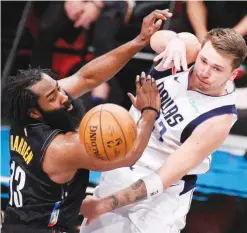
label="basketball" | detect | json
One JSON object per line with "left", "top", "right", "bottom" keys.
{"left": 79, "top": 104, "right": 137, "bottom": 161}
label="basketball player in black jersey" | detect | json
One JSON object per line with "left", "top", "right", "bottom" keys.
{"left": 1, "top": 10, "right": 171, "bottom": 233}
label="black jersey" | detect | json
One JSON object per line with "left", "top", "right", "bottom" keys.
{"left": 3, "top": 123, "right": 89, "bottom": 231}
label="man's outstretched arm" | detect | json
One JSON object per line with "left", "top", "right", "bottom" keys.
{"left": 81, "top": 114, "right": 233, "bottom": 225}
{"left": 58, "top": 9, "right": 172, "bottom": 99}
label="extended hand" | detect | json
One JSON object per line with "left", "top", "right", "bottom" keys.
{"left": 73, "top": 2, "right": 102, "bottom": 29}
{"left": 154, "top": 37, "right": 188, "bottom": 74}
{"left": 64, "top": 1, "right": 85, "bottom": 21}
{"left": 80, "top": 196, "right": 106, "bottom": 226}
{"left": 128, "top": 72, "right": 160, "bottom": 112}
{"left": 138, "top": 9, "right": 172, "bottom": 46}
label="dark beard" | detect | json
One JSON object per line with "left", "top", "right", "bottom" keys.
{"left": 37, "top": 94, "right": 85, "bottom": 132}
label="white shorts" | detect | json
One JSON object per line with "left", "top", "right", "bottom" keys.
{"left": 80, "top": 166, "right": 196, "bottom": 233}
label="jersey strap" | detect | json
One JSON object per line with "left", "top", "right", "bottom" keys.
{"left": 180, "top": 105, "right": 238, "bottom": 143}
{"left": 149, "top": 67, "right": 172, "bottom": 80}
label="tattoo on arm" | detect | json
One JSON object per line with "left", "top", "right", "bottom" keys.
{"left": 132, "top": 179, "right": 147, "bottom": 201}
{"left": 109, "top": 195, "right": 119, "bottom": 209}
{"left": 131, "top": 179, "right": 143, "bottom": 190}
{"left": 107, "top": 179, "right": 147, "bottom": 211}
{"left": 124, "top": 193, "right": 132, "bottom": 203}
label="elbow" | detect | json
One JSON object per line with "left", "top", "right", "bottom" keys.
{"left": 177, "top": 32, "right": 201, "bottom": 64}
{"left": 150, "top": 30, "right": 177, "bottom": 53}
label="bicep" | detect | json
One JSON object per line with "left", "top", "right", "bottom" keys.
{"left": 183, "top": 114, "right": 233, "bottom": 157}
{"left": 42, "top": 132, "right": 90, "bottom": 182}
{"left": 43, "top": 132, "right": 130, "bottom": 182}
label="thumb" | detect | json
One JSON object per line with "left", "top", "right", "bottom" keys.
{"left": 127, "top": 93, "right": 136, "bottom": 106}
{"left": 154, "top": 19, "right": 163, "bottom": 29}
{"left": 172, "top": 66, "right": 177, "bottom": 75}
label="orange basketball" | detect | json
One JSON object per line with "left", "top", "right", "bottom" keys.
{"left": 79, "top": 103, "right": 137, "bottom": 161}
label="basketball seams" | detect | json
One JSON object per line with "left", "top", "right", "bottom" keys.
{"left": 103, "top": 109, "right": 127, "bottom": 157}
{"left": 80, "top": 104, "right": 135, "bottom": 161}
{"left": 99, "top": 105, "right": 110, "bottom": 161}
{"left": 83, "top": 111, "right": 104, "bottom": 160}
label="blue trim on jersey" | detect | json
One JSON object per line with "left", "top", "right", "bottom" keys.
{"left": 149, "top": 68, "right": 172, "bottom": 80}
{"left": 180, "top": 175, "right": 197, "bottom": 195}
{"left": 180, "top": 105, "right": 238, "bottom": 143}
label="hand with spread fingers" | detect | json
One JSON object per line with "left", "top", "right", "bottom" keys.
{"left": 154, "top": 37, "right": 188, "bottom": 75}
{"left": 128, "top": 72, "right": 160, "bottom": 114}
{"left": 137, "top": 9, "right": 173, "bottom": 46}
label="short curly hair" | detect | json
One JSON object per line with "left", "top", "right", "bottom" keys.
{"left": 202, "top": 28, "right": 247, "bottom": 69}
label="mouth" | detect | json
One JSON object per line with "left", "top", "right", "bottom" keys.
{"left": 67, "top": 104, "right": 73, "bottom": 111}
{"left": 197, "top": 75, "right": 210, "bottom": 85}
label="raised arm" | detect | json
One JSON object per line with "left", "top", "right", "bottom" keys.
{"left": 233, "top": 14, "right": 247, "bottom": 37}
{"left": 186, "top": 0, "right": 208, "bottom": 43}
{"left": 151, "top": 30, "right": 201, "bottom": 73}
{"left": 58, "top": 9, "right": 172, "bottom": 99}
{"left": 42, "top": 73, "right": 160, "bottom": 184}
{"left": 81, "top": 114, "right": 234, "bottom": 225}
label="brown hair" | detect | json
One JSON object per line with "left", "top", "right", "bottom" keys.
{"left": 202, "top": 28, "right": 247, "bottom": 69}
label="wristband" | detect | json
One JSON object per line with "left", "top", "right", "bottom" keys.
{"left": 141, "top": 172, "right": 163, "bottom": 199}
{"left": 141, "top": 106, "right": 159, "bottom": 115}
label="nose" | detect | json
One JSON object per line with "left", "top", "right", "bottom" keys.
{"left": 60, "top": 92, "right": 69, "bottom": 105}
{"left": 201, "top": 66, "right": 211, "bottom": 78}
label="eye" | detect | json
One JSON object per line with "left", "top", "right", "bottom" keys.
{"left": 201, "top": 58, "right": 207, "bottom": 64}
{"left": 49, "top": 96, "right": 56, "bottom": 102}
{"left": 213, "top": 67, "right": 221, "bottom": 72}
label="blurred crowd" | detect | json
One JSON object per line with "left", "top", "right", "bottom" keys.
{"left": 2, "top": 1, "right": 247, "bottom": 138}
{"left": 2, "top": 1, "right": 246, "bottom": 113}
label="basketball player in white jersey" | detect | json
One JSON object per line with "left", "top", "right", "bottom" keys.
{"left": 80, "top": 28, "right": 247, "bottom": 233}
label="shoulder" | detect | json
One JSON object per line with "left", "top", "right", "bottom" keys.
{"left": 191, "top": 114, "right": 234, "bottom": 141}
{"left": 183, "top": 115, "right": 234, "bottom": 155}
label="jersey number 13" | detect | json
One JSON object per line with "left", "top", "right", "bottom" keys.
{"left": 9, "top": 161, "right": 26, "bottom": 207}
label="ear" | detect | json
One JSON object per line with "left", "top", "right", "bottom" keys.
{"left": 27, "top": 108, "right": 42, "bottom": 119}
{"left": 229, "top": 68, "right": 239, "bottom": 81}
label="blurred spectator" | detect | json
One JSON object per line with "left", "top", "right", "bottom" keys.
{"left": 168, "top": 1, "right": 247, "bottom": 43}
{"left": 31, "top": 1, "right": 131, "bottom": 110}
{"left": 185, "top": 1, "right": 247, "bottom": 43}
{"left": 1, "top": 1, "right": 30, "bottom": 75}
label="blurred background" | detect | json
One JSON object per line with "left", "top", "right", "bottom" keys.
{"left": 1, "top": 1, "right": 247, "bottom": 233}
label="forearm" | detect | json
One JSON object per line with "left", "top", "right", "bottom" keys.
{"left": 233, "top": 14, "right": 247, "bottom": 37}
{"left": 177, "top": 32, "right": 201, "bottom": 64}
{"left": 76, "top": 36, "right": 148, "bottom": 91}
{"left": 125, "top": 111, "right": 157, "bottom": 166}
{"left": 101, "top": 179, "right": 147, "bottom": 212}
{"left": 100, "top": 147, "right": 200, "bottom": 212}
{"left": 97, "top": 117, "right": 232, "bottom": 212}
{"left": 92, "top": 111, "right": 157, "bottom": 171}
{"left": 157, "top": 145, "right": 202, "bottom": 189}
{"left": 186, "top": 1, "right": 207, "bottom": 35}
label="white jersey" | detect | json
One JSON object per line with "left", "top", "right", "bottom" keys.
{"left": 80, "top": 69, "right": 238, "bottom": 233}
{"left": 130, "top": 68, "right": 237, "bottom": 175}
